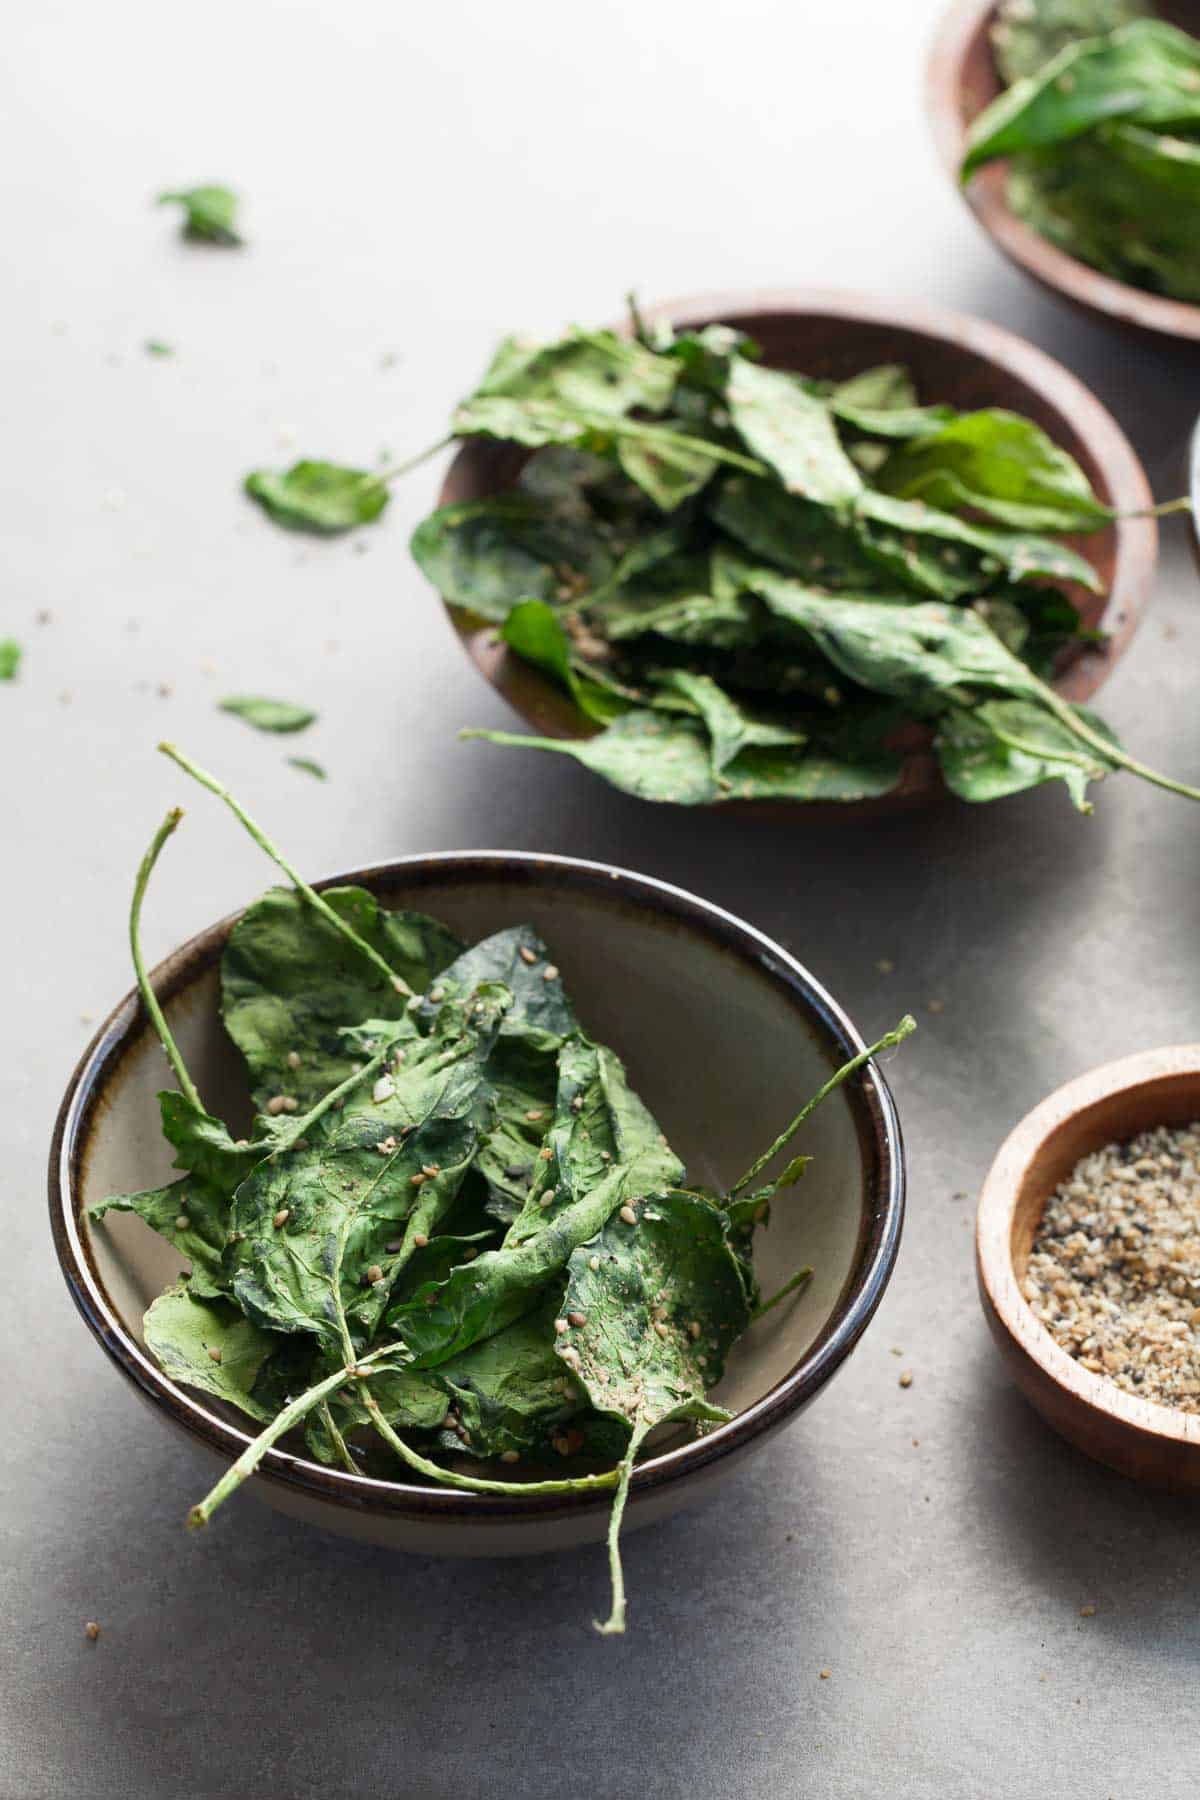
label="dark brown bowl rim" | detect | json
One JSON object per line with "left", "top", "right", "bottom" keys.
{"left": 50, "top": 851, "right": 905, "bottom": 1526}
{"left": 438, "top": 284, "right": 1158, "bottom": 801}
{"left": 927, "top": 0, "right": 1200, "bottom": 342}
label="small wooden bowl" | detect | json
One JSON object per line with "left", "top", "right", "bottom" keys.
{"left": 977, "top": 1046, "right": 1200, "bottom": 1490}
{"left": 928, "top": 0, "right": 1200, "bottom": 342}
{"left": 438, "top": 288, "right": 1157, "bottom": 809}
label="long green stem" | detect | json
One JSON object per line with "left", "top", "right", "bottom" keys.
{"left": 360, "top": 1390, "right": 619, "bottom": 1498}
{"left": 187, "top": 1360, "right": 356, "bottom": 1528}
{"left": 319, "top": 1401, "right": 358, "bottom": 1476}
{"left": 1037, "top": 684, "right": 1200, "bottom": 804}
{"left": 731, "top": 1016, "right": 916, "bottom": 1197}
{"left": 1126, "top": 495, "right": 1192, "bottom": 519}
{"left": 131, "top": 809, "right": 204, "bottom": 1113}
{"left": 752, "top": 1266, "right": 814, "bottom": 1322}
{"left": 157, "top": 743, "right": 413, "bottom": 994}
{"left": 593, "top": 1430, "right": 642, "bottom": 1636}
{"left": 377, "top": 436, "right": 453, "bottom": 486}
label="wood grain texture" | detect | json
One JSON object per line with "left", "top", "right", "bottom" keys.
{"left": 977, "top": 1046, "right": 1200, "bottom": 1490}
{"left": 928, "top": 0, "right": 1200, "bottom": 341}
{"left": 438, "top": 288, "right": 1158, "bottom": 813}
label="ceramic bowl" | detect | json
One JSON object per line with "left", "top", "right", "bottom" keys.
{"left": 51, "top": 852, "right": 906, "bottom": 1555}
{"left": 437, "top": 288, "right": 1157, "bottom": 809}
{"left": 928, "top": 0, "right": 1200, "bottom": 342}
{"left": 977, "top": 1045, "right": 1200, "bottom": 1490}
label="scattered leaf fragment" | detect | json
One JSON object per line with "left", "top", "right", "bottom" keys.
{"left": 157, "top": 185, "right": 242, "bottom": 246}
{"left": 245, "top": 461, "right": 389, "bottom": 534}
{"left": 218, "top": 695, "right": 317, "bottom": 734}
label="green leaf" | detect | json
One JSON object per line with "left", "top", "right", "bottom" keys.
{"left": 219, "top": 695, "right": 317, "bottom": 734}
{"left": 558, "top": 1188, "right": 746, "bottom": 1632}
{"left": 287, "top": 757, "right": 327, "bottom": 780}
{"left": 463, "top": 711, "right": 721, "bottom": 804}
{"left": 649, "top": 669, "right": 806, "bottom": 773}
{"left": 992, "top": 0, "right": 1148, "bottom": 85}
{"left": 144, "top": 1284, "right": 278, "bottom": 1418}
{"left": 936, "top": 697, "right": 1120, "bottom": 811}
{"left": 452, "top": 395, "right": 761, "bottom": 484}
{"left": 227, "top": 988, "right": 511, "bottom": 1355}
{"left": 388, "top": 1136, "right": 681, "bottom": 1368}
{"left": 708, "top": 475, "right": 886, "bottom": 591}
{"left": 875, "top": 409, "right": 1110, "bottom": 532}
{"left": 725, "top": 357, "right": 864, "bottom": 504}
{"left": 90, "top": 1174, "right": 231, "bottom": 1301}
{"left": 500, "top": 599, "right": 631, "bottom": 724}
{"left": 615, "top": 432, "right": 719, "bottom": 511}
{"left": 157, "top": 185, "right": 242, "bottom": 245}
{"left": 963, "top": 20, "right": 1200, "bottom": 177}
{"left": 471, "top": 329, "right": 678, "bottom": 417}
{"left": 854, "top": 491, "right": 1104, "bottom": 594}
{"left": 0, "top": 640, "right": 20, "bottom": 681}
{"left": 245, "top": 461, "right": 389, "bottom": 534}
{"left": 221, "top": 885, "right": 463, "bottom": 1111}
{"left": 157, "top": 1090, "right": 263, "bottom": 1199}
{"left": 144, "top": 339, "right": 174, "bottom": 357}
{"left": 410, "top": 494, "right": 617, "bottom": 623}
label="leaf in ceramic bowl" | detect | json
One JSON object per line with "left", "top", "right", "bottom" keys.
{"left": 991, "top": 0, "right": 1147, "bottom": 86}
{"left": 725, "top": 357, "right": 863, "bottom": 504}
{"left": 410, "top": 494, "right": 617, "bottom": 622}
{"left": 143, "top": 1284, "right": 278, "bottom": 1418}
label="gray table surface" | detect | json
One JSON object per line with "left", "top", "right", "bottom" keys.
{"left": 6, "top": 2, "right": 1200, "bottom": 1795}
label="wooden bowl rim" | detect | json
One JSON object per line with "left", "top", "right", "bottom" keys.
{"left": 927, "top": 0, "right": 1200, "bottom": 342}
{"left": 977, "top": 1044, "right": 1200, "bottom": 1450}
{"left": 50, "top": 849, "right": 906, "bottom": 1524}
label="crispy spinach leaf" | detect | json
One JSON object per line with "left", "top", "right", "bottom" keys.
{"left": 875, "top": 409, "right": 1110, "bottom": 532}
{"left": 0, "top": 640, "right": 20, "bottom": 680}
{"left": 287, "top": 757, "right": 327, "bottom": 780}
{"left": 854, "top": 491, "right": 1103, "bottom": 593}
{"left": 157, "top": 185, "right": 242, "bottom": 245}
{"left": 500, "top": 598, "right": 632, "bottom": 724}
{"left": 992, "top": 0, "right": 1147, "bottom": 85}
{"left": 219, "top": 696, "right": 317, "bottom": 734}
{"left": 144, "top": 1283, "right": 277, "bottom": 1418}
{"left": 936, "top": 697, "right": 1120, "bottom": 810}
{"left": 410, "top": 494, "right": 617, "bottom": 622}
{"left": 245, "top": 461, "right": 389, "bottom": 534}
{"left": 649, "top": 669, "right": 807, "bottom": 773}
{"left": 471, "top": 330, "right": 678, "bottom": 417}
{"left": 221, "top": 885, "right": 462, "bottom": 1110}
{"left": 725, "top": 357, "right": 863, "bottom": 504}
{"left": 90, "top": 1174, "right": 231, "bottom": 1301}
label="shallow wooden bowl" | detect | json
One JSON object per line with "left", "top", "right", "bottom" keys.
{"left": 438, "top": 289, "right": 1157, "bottom": 810}
{"left": 928, "top": 0, "right": 1200, "bottom": 341}
{"left": 977, "top": 1046, "right": 1200, "bottom": 1490}
{"left": 51, "top": 851, "right": 906, "bottom": 1556}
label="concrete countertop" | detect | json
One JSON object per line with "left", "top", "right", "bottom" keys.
{"left": 5, "top": 2, "right": 1200, "bottom": 1794}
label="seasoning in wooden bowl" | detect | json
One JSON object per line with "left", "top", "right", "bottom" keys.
{"left": 1025, "top": 1122, "right": 1200, "bottom": 1411}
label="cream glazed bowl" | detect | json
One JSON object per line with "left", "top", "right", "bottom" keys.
{"left": 51, "top": 852, "right": 906, "bottom": 1556}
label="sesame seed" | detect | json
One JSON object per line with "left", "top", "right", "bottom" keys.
{"left": 654, "top": 1321, "right": 669, "bottom": 1339}
{"left": 84, "top": 1622, "right": 101, "bottom": 1642}
{"left": 568, "top": 1311, "right": 586, "bottom": 1327}
{"left": 500, "top": 1449, "right": 520, "bottom": 1464}
{"left": 372, "top": 1075, "right": 395, "bottom": 1104}
{"left": 899, "top": 1370, "right": 913, "bottom": 1388}
{"left": 266, "top": 1095, "right": 298, "bottom": 1115}
{"left": 366, "top": 1264, "right": 383, "bottom": 1285}
{"left": 412, "top": 1232, "right": 429, "bottom": 1248}
{"left": 525, "top": 1109, "right": 544, "bottom": 1122}
{"left": 1080, "top": 1604, "right": 1096, "bottom": 1618}
{"left": 619, "top": 1205, "right": 638, "bottom": 1226}
{"left": 429, "top": 986, "right": 445, "bottom": 1003}
{"left": 411, "top": 1173, "right": 427, "bottom": 1187}
{"left": 560, "top": 1346, "right": 581, "bottom": 1368}
{"left": 175, "top": 1214, "right": 190, "bottom": 1231}
{"left": 555, "top": 1318, "right": 569, "bottom": 1334}
{"left": 206, "top": 1346, "right": 222, "bottom": 1364}
{"left": 819, "top": 1668, "right": 831, "bottom": 1681}
{"left": 273, "top": 1209, "right": 290, "bottom": 1229}
{"left": 539, "top": 1147, "right": 554, "bottom": 1162}
{"left": 286, "top": 1050, "right": 301, "bottom": 1069}
{"left": 543, "top": 965, "right": 559, "bottom": 982}
{"left": 391, "top": 976, "right": 409, "bottom": 995}
{"left": 589, "top": 1256, "right": 601, "bottom": 1272}
{"left": 688, "top": 1321, "right": 701, "bottom": 1339}
{"left": 518, "top": 945, "right": 537, "bottom": 965}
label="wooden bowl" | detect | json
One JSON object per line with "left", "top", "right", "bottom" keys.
{"left": 977, "top": 1046, "right": 1200, "bottom": 1490}
{"left": 438, "top": 289, "right": 1157, "bottom": 809}
{"left": 928, "top": 0, "right": 1200, "bottom": 342}
{"left": 52, "top": 851, "right": 905, "bottom": 1556}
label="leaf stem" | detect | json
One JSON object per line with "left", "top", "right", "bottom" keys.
{"left": 318, "top": 1400, "right": 359, "bottom": 1475}
{"left": 1036, "top": 686, "right": 1200, "bottom": 804}
{"left": 360, "top": 1390, "right": 619, "bottom": 1498}
{"left": 377, "top": 436, "right": 453, "bottom": 486}
{"left": 187, "top": 1359, "right": 357, "bottom": 1528}
{"left": 157, "top": 743, "right": 414, "bottom": 993}
{"left": 752, "top": 1265, "right": 814, "bottom": 1321}
{"left": 593, "top": 1429, "right": 642, "bottom": 1636}
{"left": 130, "top": 809, "right": 204, "bottom": 1113}
{"left": 625, "top": 291, "right": 652, "bottom": 348}
{"left": 730, "top": 1016, "right": 916, "bottom": 1197}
